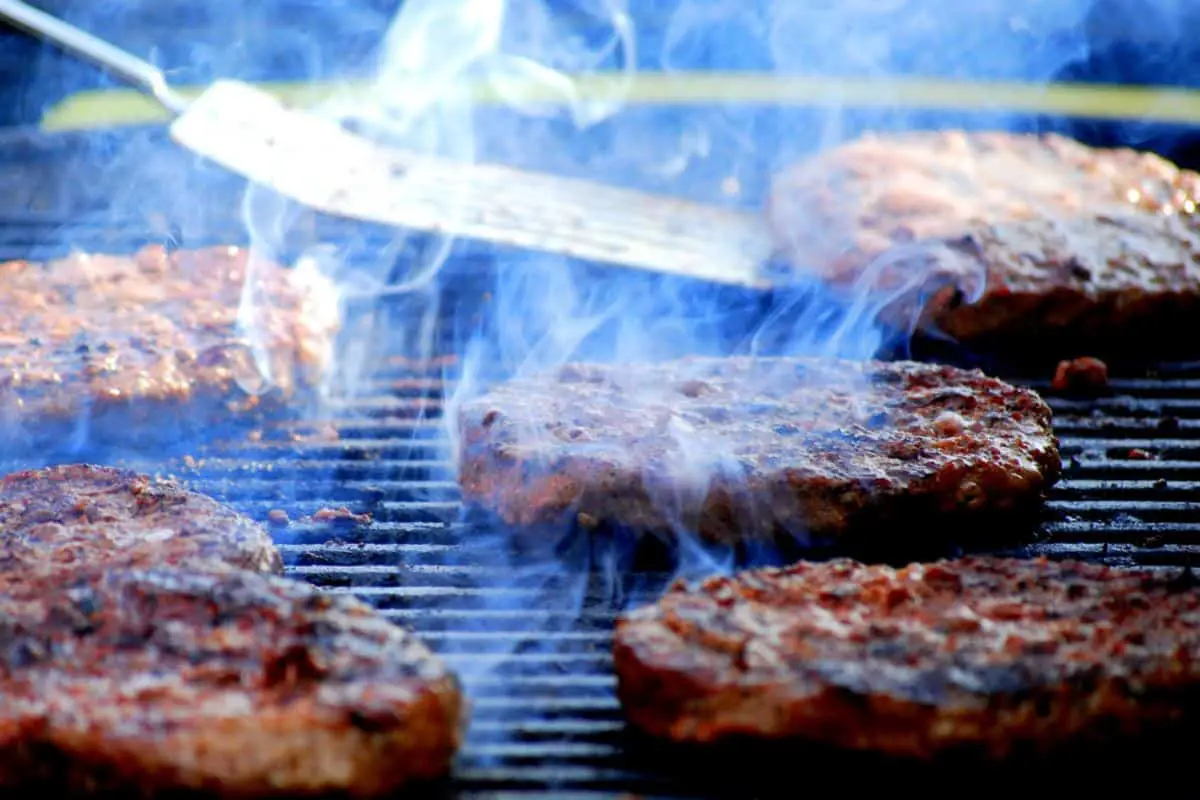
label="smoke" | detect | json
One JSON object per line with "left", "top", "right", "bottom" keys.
{"left": 234, "top": 0, "right": 1102, "bottom": 395}
{"left": 13, "top": 0, "right": 1162, "bottom": 757}
{"left": 8, "top": 0, "right": 1133, "bottom": 542}
{"left": 225, "top": 0, "right": 1120, "bottom": 625}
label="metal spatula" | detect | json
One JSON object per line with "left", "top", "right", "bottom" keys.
{"left": 0, "top": 0, "right": 774, "bottom": 290}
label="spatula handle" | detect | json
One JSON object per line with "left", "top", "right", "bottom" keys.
{"left": 0, "top": 0, "right": 189, "bottom": 115}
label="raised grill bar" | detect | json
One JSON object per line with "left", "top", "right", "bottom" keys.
{"left": 2, "top": 131, "right": 1200, "bottom": 794}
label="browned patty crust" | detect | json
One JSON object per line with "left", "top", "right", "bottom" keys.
{"left": 0, "top": 464, "right": 282, "bottom": 577}
{"left": 457, "top": 356, "right": 1060, "bottom": 545}
{"left": 613, "top": 556, "right": 1200, "bottom": 760}
{"left": 0, "top": 245, "right": 340, "bottom": 452}
{"left": 0, "top": 561, "right": 464, "bottom": 796}
{"left": 766, "top": 130, "right": 1200, "bottom": 348}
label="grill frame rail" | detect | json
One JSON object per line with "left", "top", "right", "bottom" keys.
{"left": 3, "top": 127, "right": 1200, "bottom": 797}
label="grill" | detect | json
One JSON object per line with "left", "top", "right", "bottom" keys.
{"left": 3, "top": 126, "right": 1200, "bottom": 797}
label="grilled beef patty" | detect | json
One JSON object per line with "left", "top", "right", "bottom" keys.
{"left": 614, "top": 557, "right": 1200, "bottom": 760}
{"left": 0, "top": 245, "right": 339, "bottom": 453}
{"left": 0, "top": 464, "right": 282, "bottom": 577}
{"left": 457, "top": 357, "right": 1059, "bottom": 546}
{"left": 766, "top": 130, "right": 1200, "bottom": 351}
{"left": 0, "top": 561, "right": 464, "bottom": 796}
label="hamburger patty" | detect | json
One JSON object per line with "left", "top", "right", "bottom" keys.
{"left": 613, "top": 557, "right": 1200, "bottom": 760}
{"left": 0, "top": 561, "right": 464, "bottom": 796}
{"left": 0, "top": 464, "right": 282, "bottom": 577}
{"left": 0, "top": 244, "right": 340, "bottom": 453}
{"left": 457, "top": 356, "right": 1059, "bottom": 545}
{"left": 766, "top": 130, "right": 1200, "bottom": 350}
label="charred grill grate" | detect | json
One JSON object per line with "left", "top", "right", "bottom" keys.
{"left": 4, "top": 129, "right": 1200, "bottom": 796}
{"left": 163, "top": 356, "right": 1200, "bottom": 797}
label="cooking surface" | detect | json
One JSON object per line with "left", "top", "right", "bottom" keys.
{"left": 3, "top": 128, "right": 1200, "bottom": 796}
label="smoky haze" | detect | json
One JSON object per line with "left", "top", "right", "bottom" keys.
{"left": 15, "top": 0, "right": 1179, "bottom": 748}
{"left": 222, "top": 0, "right": 1109, "bottom": 703}
{"left": 224, "top": 0, "right": 1107, "bottom": 404}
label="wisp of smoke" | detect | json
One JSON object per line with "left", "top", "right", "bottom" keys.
{"left": 16, "top": 0, "right": 1183, "bottom": 771}
{"left": 17, "top": 0, "right": 1133, "bottom": 561}
{"left": 23, "top": 0, "right": 1112, "bottom": 753}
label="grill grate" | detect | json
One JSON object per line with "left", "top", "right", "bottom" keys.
{"left": 178, "top": 354, "right": 1200, "bottom": 797}
{"left": 3, "top": 133, "right": 1200, "bottom": 795}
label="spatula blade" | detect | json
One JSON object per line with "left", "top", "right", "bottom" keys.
{"left": 170, "top": 80, "right": 774, "bottom": 289}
